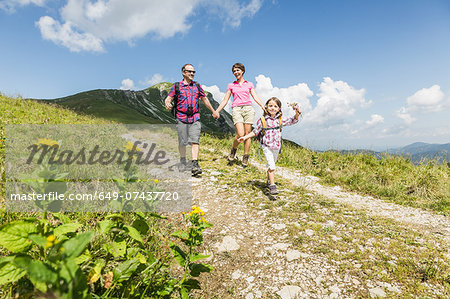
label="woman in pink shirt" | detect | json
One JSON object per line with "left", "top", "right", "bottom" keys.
{"left": 215, "top": 63, "right": 265, "bottom": 167}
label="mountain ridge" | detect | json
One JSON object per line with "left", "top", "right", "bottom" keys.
{"left": 36, "top": 82, "right": 235, "bottom": 133}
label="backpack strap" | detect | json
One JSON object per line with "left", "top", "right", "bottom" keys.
{"left": 171, "top": 82, "right": 180, "bottom": 117}
{"left": 258, "top": 116, "right": 267, "bottom": 161}
{"left": 193, "top": 81, "right": 201, "bottom": 113}
{"left": 279, "top": 116, "right": 283, "bottom": 154}
{"left": 258, "top": 116, "right": 283, "bottom": 160}
{"left": 171, "top": 81, "right": 202, "bottom": 117}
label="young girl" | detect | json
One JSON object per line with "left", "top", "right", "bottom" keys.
{"left": 238, "top": 97, "right": 302, "bottom": 195}
{"left": 215, "top": 63, "right": 265, "bottom": 167}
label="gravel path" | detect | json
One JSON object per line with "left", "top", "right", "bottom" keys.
{"left": 252, "top": 162, "right": 450, "bottom": 245}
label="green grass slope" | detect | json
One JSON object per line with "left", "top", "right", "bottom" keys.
{"left": 36, "top": 83, "right": 235, "bottom": 132}
{"left": 39, "top": 89, "right": 162, "bottom": 124}
{"left": 201, "top": 136, "right": 450, "bottom": 215}
{"left": 1, "top": 94, "right": 113, "bottom": 204}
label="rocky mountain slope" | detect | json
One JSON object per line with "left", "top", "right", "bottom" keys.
{"left": 37, "top": 82, "right": 234, "bottom": 133}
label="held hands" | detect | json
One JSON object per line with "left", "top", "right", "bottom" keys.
{"left": 165, "top": 99, "right": 173, "bottom": 110}
{"left": 212, "top": 111, "right": 220, "bottom": 119}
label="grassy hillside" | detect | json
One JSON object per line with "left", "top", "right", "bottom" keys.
{"left": 201, "top": 137, "right": 450, "bottom": 215}
{"left": 1, "top": 94, "right": 113, "bottom": 203}
{"left": 39, "top": 89, "right": 164, "bottom": 124}
{"left": 36, "top": 83, "right": 235, "bottom": 132}
{"left": 0, "top": 94, "right": 448, "bottom": 297}
{"left": 0, "top": 95, "right": 213, "bottom": 298}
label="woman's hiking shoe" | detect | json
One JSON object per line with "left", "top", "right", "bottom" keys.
{"left": 268, "top": 184, "right": 279, "bottom": 195}
{"left": 242, "top": 154, "right": 249, "bottom": 167}
{"left": 191, "top": 160, "right": 202, "bottom": 176}
{"left": 228, "top": 148, "right": 237, "bottom": 162}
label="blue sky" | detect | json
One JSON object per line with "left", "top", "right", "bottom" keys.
{"left": 1, "top": 0, "right": 449, "bottom": 150}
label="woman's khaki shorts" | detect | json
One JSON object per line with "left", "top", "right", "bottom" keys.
{"left": 232, "top": 105, "right": 255, "bottom": 125}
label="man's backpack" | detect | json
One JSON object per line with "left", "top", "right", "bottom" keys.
{"left": 171, "top": 81, "right": 202, "bottom": 117}
{"left": 257, "top": 115, "right": 283, "bottom": 161}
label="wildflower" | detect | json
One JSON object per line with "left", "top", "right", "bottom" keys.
{"left": 123, "top": 141, "right": 141, "bottom": 152}
{"left": 45, "top": 234, "right": 59, "bottom": 248}
{"left": 189, "top": 206, "right": 205, "bottom": 216}
{"left": 34, "top": 138, "right": 59, "bottom": 148}
{"left": 103, "top": 272, "right": 114, "bottom": 289}
{"left": 154, "top": 179, "right": 159, "bottom": 183}
{"left": 88, "top": 272, "right": 100, "bottom": 284}
{"left": 201, "top": 217, "right": 206, "bottom": 223}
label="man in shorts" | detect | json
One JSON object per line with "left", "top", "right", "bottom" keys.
{"left": 164, "top": 63, "right": 219, "bottom": 175}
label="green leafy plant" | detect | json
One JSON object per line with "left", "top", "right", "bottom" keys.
{"left": 170, "top": 206, "right": 214, "bottom": 298}
{"left": 0, "top": 213, "right": 93, "bottom": 298}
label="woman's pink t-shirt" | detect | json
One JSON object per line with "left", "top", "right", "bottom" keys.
{"left": 227, "top": 80, "right": 254, "bottom": 108}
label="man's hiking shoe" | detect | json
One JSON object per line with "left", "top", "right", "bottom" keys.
{"left": 266, "top": 180, "right": 270, "bottom": 187}
{"left": 268, "top": 184, "right": 279, "bottom": 195}
{"left": 242, "top": 154, "right": 249, "bottom": 167}
{"left": 178, "top": 158, "right": 187, "bottom": 172}
{"left": 228, "top": 148, "right": 237, "bottom": 162}
{"left": 191, "top": 160, "right": 202, "bottom": 176}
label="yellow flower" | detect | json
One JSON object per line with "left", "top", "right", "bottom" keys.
{"left": 88, "top": 272, "right": 100, "bottom": 284}
{"left": 154, "top": 179, "right": 159, "bottom": 183}
{"left": 34, "top": 138, "right": 59, "bottom": 148}
{"left": 45, "top": 234, "right": 59, "bottom": 248}
{"left": 201, "top": 217, "right": 206, "bottom": 223}
{"left": 124, "top": 141, "right": 141, "bottom": 152}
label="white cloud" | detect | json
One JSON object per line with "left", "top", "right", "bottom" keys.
{"left": 33, "top": 0, "right": 263, "bottom": 52}
{"left": 306, "top": 77, "right": 371, "bottom": 127}
{"left": 406, "top": 85, "right": 445, "bottom": 113}
{"left": 141, "top": 74, "right": 164, "bottom": 87}
{"left": 366, "top": 114, "right": 384, "bottom": 126}
{"left": 0, "top": 0, "right": 47, "bottom": 12}
{"left": 120, "top": 78, "right": 135, "bottom": 90}
{"left": 36, "top": 16, "right": 104, "bottom": 52}
{"left": 254, "top": 75, "right": 313, "bottom": 116}
{"left": 203, "top": 85, "right": 226, "bottom": 103}
{"left": 204, "top": 0, "right": 263, "bottom": 28}
{"left": 395, "top": 107, "right": 416, "bottom": 125}
{"left": 396, "top": 85, "right": 447, "bottom": 124}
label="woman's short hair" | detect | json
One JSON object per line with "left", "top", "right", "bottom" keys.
{"left": 232, "top": 63, "right": 245, "bottom": 74}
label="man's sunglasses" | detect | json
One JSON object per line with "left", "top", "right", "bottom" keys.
{"left": 184, "top": 70, "right": 196, "bottom": 74}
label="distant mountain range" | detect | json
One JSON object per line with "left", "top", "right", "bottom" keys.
{"left": 34, "top": 86, "right": 448, "bottom": 163}
{"left": 36, "top": 82, "right": 234, "bottom": 133}
{"left": 335, "top": 142, "right": 450, "bottom": 163}
{"left": 386, "top": 142, "right": 450, "bottom": 162}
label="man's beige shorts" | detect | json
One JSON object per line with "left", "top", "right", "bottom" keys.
{"left": 232, "top": 105, "right": 255, "bottom": 125}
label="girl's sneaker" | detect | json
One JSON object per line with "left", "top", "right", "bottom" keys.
{"left": 228, "top": 148, "right": 237, "bottom": 162}
{"left": 268, "top": 184, "right": 279, "bottom": 195}
{"left": 242, "top": 154, "right": 249, "bottom": 167}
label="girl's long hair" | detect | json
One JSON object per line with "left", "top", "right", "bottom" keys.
{"left": 263, "top": 97, "right": 283, "bottom": 118}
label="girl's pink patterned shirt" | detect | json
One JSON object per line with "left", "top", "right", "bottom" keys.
{"left": 252, "top": 113, "right": 299, "bottom": 150}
